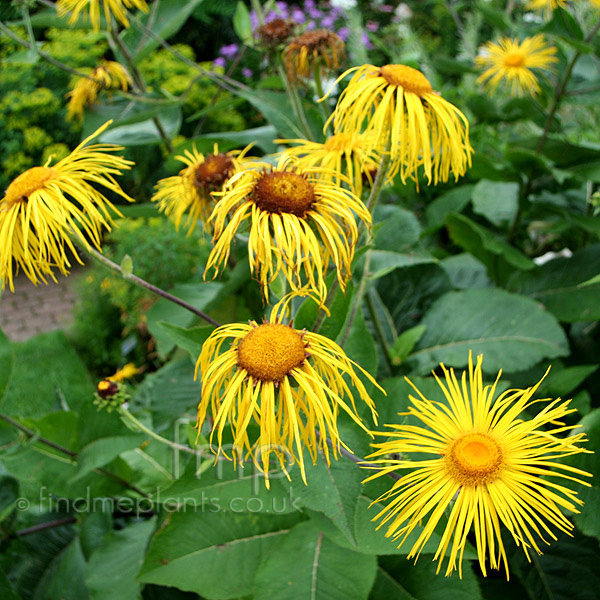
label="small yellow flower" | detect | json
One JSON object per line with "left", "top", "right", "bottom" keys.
{"left": 57, "top": 0, "right": 149, "bottom": 31}
{"left": 0, "top": 121, "right": 133, "bottom": 291}
{"left": 476, "top": 35, "right": 557, "bottom": 97}
{"left": 67, "top": 61, "right": 132, "bottom": 122}
{"left": 151, "top": 144, "right": 252, "bottom": 235}
{"left": 108, "top": 362, "right": 143, "bottom": 382}
{"left": 204, "top": 156, "right": 370, "bottom": 304}
{"left": 325, "top": 64, "right": 473, "bottom": 186}
{"left": 195, "top": 300, "right": 380, "bottom": 486}
{"left": 283, "top": 29, "right": 345, "bottom": 81}
{"left": 364, "top": 353, "right": 591, "bottom": 579}
{"left": 277, "top": 133, "right": 379, "bottom": 197}
{"left": 525, "top": 0, "right": 572, "bottom": 17}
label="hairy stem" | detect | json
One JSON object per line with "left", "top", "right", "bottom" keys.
{"left": 278, "top": 64, "right": 315, "bottom": 141}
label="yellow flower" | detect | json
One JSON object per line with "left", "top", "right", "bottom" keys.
{"left": 277, "top": 133, "right": 379, "bottom": 197}
{"left": 283, "top": 29, "right": 345, "bottom": 81}
{"left": 525, "top": 0, "right": 572, "bottom": 16}
{"left": 364, "top": 353, "right": 591, "bottom": 578}
{"left": 204, "top": 156, "right": 370, "bottom": 304}
{"left": 67, "top": 61, "right": 132, "bottom": 122}
{"left": 325, "top": 64, "right": 473, "bottom": 186}
{"left": 151, "top": 144, "right": 251, "bottom": 235}
{"left": 195, "top": 299, "right": 380, "bottom": 487}
{"left": 0, "top": 121, "right": 133, "bottom": 292}
{"left": 57, "top": 0, "right": 149, "bottom": 31}
{"left": 108, "top": 362, "right": 143, "bottom": 382}
{"left": 476, "top": 35, "right": 558, "bottom": 97}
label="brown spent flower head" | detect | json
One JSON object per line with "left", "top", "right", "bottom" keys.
{"left": 283, "top": 29, "right": 345, "bottom": 81}
{"left": 194, "top": 153, "right": 235, "bottom": 191}
{"left": 257, "top": 17, "right": 296, "bottom": 46}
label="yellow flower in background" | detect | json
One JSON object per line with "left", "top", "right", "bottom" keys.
{"left": 324, "top": 64, "right": 473, "bottom": 186}
{"left": 204, "top": 156, "right": 370, "bottom": 304}
{"left": 67, "top": 61, "right": 132, "bottom": 122}
{"left": 151, "top": 144, "right": 252, "bottom": 235}
{"left": 476, "top": 36, "right": 558, "bottom": 97}
{"left": 0, "top": 121, "right": 133, "bottom": 292}
{"left": 277, "top": 133, "right": 379, "bottom": 197}
{"left": 57, "top": 0, "right": 149, "bottom": 31}
{"left": 195, "top": 299, "right": 380, "bottom": 487}
{"left": 283, "top": 29, "right": 345, "bottom": 81}
{"left": 525, "top": 0, "right": 572, "bottom": 16}
{"left": 108, "top": 362, "right": 143, "bottom": 382}
{"left": 364, "top": 354, "right": 591, "bottom": 579}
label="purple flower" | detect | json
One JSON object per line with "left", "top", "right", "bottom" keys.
{"left": 307, "top": 20, "right": 316, "bottom": 29}
{"left": 362, "top": 31, "right": 373, "bottom": 49}
{"left": 379, "top": 4, "right": 394, "bottom": 12}
{"left": 291, "top": 7, "right": 305, "bottom": 22}
{"left": 250, "top": 12, "right": 259, "bottom": 28}
{"left": 220, "top": 43, "right": 239, "bottom": 58}
{"left": 213, "top": 57, "right": 226, "bottom": 68}
{"left": 307, "top": 7, "right": 322, "bottom": 19}
{"left": 337, "top": 26, "right": 349, "bottom": 41}
{"left": 242, "top": 67, "right": 253, "bottom": 78}
{"left": 275, "top": 1, "right": 287, "bottom": 11}
{"left": 321, "top": 15, "right": 335, "bottom": 28}
{"left": 305, "top": 0, "right": 316, "bottom": 8}
{"left": 365, "top": 20, "right": 379, "bottom": 32}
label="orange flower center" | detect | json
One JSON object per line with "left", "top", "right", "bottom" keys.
{"left": 194, "top": 154, "right": 234, "bottom": 189}
{"left": 237, "top": 323, "right": 307, "bottom": 382}
{"left": 446, "top": 432, "right": 503, "bottom": 486}
{"left": 4, "top": 166, "right": 54, "bottom": 206}
{"left": 379, "top": 64, "right": 433, "bottom": 96}
{"left": 503, "top": 52, "right": 525, "bottom": 68}
{"left": 252, "top": 171, "right": 315, "bottom": 217}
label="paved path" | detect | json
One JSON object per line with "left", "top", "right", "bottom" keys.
{"left": 0, "top": 267, "right": 84, "bottom": 342}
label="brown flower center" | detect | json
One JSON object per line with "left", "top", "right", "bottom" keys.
{"left": 194, "top": 154, "right": 234, "bottom": 190}
{"left": 252, "top": 171, "right": 315, "bottom": 217}
{"left": 446, "top": 432, "right": 503, "bottom": 486}
{"left": 237, "top": 323, "right": 307, "bottom": 381}
{"left": 379, "top": 64, "right": 433, "bottom": 96}
{"left": 4, "top": 166, "right": 54, "bottom": 206}
{"left": 257, "top": 17, "right": 295, "bottom": 45}
{"left": 503, "top": 52, "right": 525, "bottom": 68}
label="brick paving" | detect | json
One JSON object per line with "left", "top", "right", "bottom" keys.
{"left": 0, "top": 266, "right": 85, "bottom": 342}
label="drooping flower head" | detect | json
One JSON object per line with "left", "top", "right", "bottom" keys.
{"left": 204, "top": 156, "right": 371, "bottom": 304}
{"left": 364, "top": 353, "right": 591, "bottom": 578}
{"left": 57, "top": 0, "right": 149, "bottom": 31}
{"left": 325, "top": 64, "right": 473, "bottom": 185}
{"left": 277, "top": 132, "right": 379, "bottom": 197}
{"left": 525, "top": 0, "right": 572, "bottom": 17}
{"left": 283, "top": 29, "right": 345, "bottom": 81}
{"left": 0, "top": 121, "right": 133, "bottom": 291}
{"left": 476, "top": 36, "right": 557, "bottom": 97}
{"left": 151, "top": 144, "right": 252, "bottom": 235}
{"left": 195, "top": 298, "right": 380, "bottom": 486}
{"left": 67, "top": 61, "right": 132, "bottom": 122}
{"left": 257, "top": 17, "right": 296, "bottom": 47}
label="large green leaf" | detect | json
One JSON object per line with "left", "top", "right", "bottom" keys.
{"left": 155, "top": 323, "right": 214, "bottom": 362}
{"left": 368, "top": 251, "right": 437, "bottom": 280}
{"left": 254, "top": 521, "right": 377, "bottom": 600}
{"left": 86, "top": 518, "right": 156, "bottom": 600}
{"left": 0, "top": 568, "right": 20, "bottom": 600}
{"left": 507, "top": 244, "right": 600, "bottom": 322}
{"left": 373, "top": 205, "right": 420, "bottom": 251}
{"left": 424, "top": 185, "right": 474, "bottom": 232}
{"left": 406, "top": 288, "right": 569, "bottom": 374}
{"left": 138, "top": 511, "right": 301, "bottom": 599}
{"left": 471, "top": 179, "right": 519, "bottom": 227}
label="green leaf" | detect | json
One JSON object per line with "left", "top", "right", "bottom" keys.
{"left": 507, "top": 244, "right": 600, "bottom": 322}
{"left": 147, "top": 282, "right": 223, "bottom": 358}
{"left": 155, "top": 323, "right": 214, "bottom": 361}
{"left": 233, "top": 1, "right": 253, "bottom": 44}
{"left": 368, "top": 251, "right": 437, "bottom": 280}
{"left": 138, "top": 511, "right": 301, "bottom": 599}
{"left": 390, "top": 325, "right": 427, "bottom": 365}
{"left": 0, "top": 475, "right": 19, "bottom": 524}
{"left": 406, "top": 288, "right": 569, "bottom": 375}
{"left": 120, "top": 254, "right": 133, "bottom": 278}
{"left": 424, "top": 185, "right": 474, "bottom": 232}
{"left": 0, "top": 327, "right": 14, "bottom": 404}
{"left": 373, "top": 205, "right": 420, "bottom": 251}
{"left": 121, "top": 0, "right": 206, "bottom": 63}
{"left": 371, "top": 556, "right": 482, "bottom": 600}
{"left": 0, "top": 568, "right": 20, "bottom": 600}
{"left": 86, "top": 518, "right": 156, "bottom": 600}
{"left": 254, "top": 521, "right": 377, "bottom": 600}
{"left": 471, "top": 179, "right": 519, "bottom": 227}
{"left": 536, "top": 365, "right": 598, "bottom": 398}
{"left": 542, "top": 7, "right": 584, "bottom": 41}
{"left": 440, "top": 253, "right": 492, "bottom": 290}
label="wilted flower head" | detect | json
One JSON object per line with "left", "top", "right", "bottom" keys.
{"left": 364, "top": 353, "right": 591, "bottom": 578}
{"left": 283, "top": 29, "right": 345, "bottom": 81}
{"left": 257, "top": 17, "right": 296, "bottom": 46}
{"left": 57, "top": 0, "right": 150, "bottom": 31}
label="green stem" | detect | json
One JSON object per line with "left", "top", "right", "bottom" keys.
{"left": 80, "top": 245, "right": 221, "bottom": 327}
{"left": 365, "top": 289, "right": 394, "bottom": 373}
{"left": 339, "top": 249, "right": 372, "bottom": 348}
{"left": 118, "top": 407, "right": 202, "bottom": 457}
{"left": 278, "top": 64, "right": 314, "bottom": 141}
{"left": 312, "top": 61, "right": 330, "bottom": 131}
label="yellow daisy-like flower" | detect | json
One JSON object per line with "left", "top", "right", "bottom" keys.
{"left": 151, "top": 144, "right": 251, "bottom": 235}
{"left": 57, "top": 0, "right": 149, "bottom": 31}
{"left": 525, "top": 0, "right": 572, "bottom": 17}
{"left": 325, "top": 64, "right": 473, "bottom": 186}
{"left": 67, "top": 61, "right": 132, "bottom": 122}
{"left": 364, "top": 353, "right": 591, "bottom": 579}
{"left": 0, "top": 121, "right": 133, "bottom": 292}
{"left": 476, "top": 36, "right": 558, "bottom": 97}
{"left": 195, "top": 300, "right": 381, "bottom": 487}
{"left": 204, "top": 156, "right": 370, "bottom": 304}
{"left": 277, "top": 133, "right": 379, "bottom": 197}
{"left": 283, "top": 29, "right": 345, "bottom": 81}
{"left": 108, "top": 362, "right": 143, "bottom": 382}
